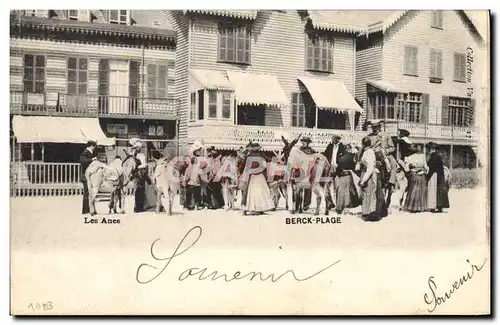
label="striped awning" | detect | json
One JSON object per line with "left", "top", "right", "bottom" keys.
{"left": 184, "top": 10, "right": 257, "bottom": 20}
{"left": 298, "top": 76, "right": 363, "bottom": 113}
{"left": 226, "top": 70, "right": 288, "bottom": 107}
{"left": 366, "top": 79, "right": 407, "bottom": 93}
{"left": 189, "top": 69, "right": 234, "bottom": 91}
{"left": 12, "top": 116, "right": 115, "bottom": 146}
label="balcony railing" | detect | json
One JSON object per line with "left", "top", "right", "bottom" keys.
{"left": 10, "top": 91, "right": 178, "bottom": 119}
{"left": 187, "top": 123, "right": 478, "bottom": 150}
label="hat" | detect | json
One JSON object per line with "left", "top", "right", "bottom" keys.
{"left": 300, "top": 136, "right": 312, "bottom": 144}
{"left": 331, "top": 134, "right": 342, "bottom": 140}
{"left": 398, "top": 129, "right": 411, "bottom": 138}
{"left": 86, "top": 140, "right": 97, "bottom": 147}
{"left": 426, "top": 142, "right": 438, "bottom": 149}
{"left": 400, "top": 137, "right": 412, "bottom": 144}
{"left": 131, "top": 141, "right": 142, "bottom": 149}
{"left": 369, "top": 119, "right": 382, "bottom": 127}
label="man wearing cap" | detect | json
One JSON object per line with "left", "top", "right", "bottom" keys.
{"left": 322, "top": 134, "right": 346, "bottom": 210}
{"left": 299, "top": 137, "right": 316, "bottom": 211}
{"left": 80, "top": 140, "right": 98, "bottom": 214}
{"left": 368, "top": 119, "right": 398, "bottom": 207}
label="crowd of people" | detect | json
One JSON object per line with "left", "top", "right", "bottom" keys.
{"left": 79, "top": 120, "right": 451, "bottom": 220}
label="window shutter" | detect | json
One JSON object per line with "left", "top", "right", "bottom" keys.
{"left": 441, "top": 95, "right": 449, "bottom": 126}
{"left": 129, "top": 61, "right": 139, "bottom": 98}
{"left": 412, "top": 47, "right": 418, "bottom": 75}
{"left": 98, "top": 59, "right": 109, "bottom": 96}
{"left": 469, "top": 98, "right": 475, "bottom": 126}
{"left": 421, "top": 93, "right": 429, "bottom": 123}
{"left": 403, "top": 47, "right": 410, "bottom": 74}
{"left": 429, "top": 50, "right": 435, "bottom": 77}
{"left": 437, "top": 51, "right": 443, "bottom": 78}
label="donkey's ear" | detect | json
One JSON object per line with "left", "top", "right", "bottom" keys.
{"left": 281, "top": 135, "right": 288, "bottom": 145}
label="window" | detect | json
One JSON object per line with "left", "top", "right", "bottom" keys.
{"left": 429, "top": 49, "right": 443, "bottom": 79}
{"left": 449, "top": 97, "right": 472, "bottom": 126}
{"left": 403, "top": 46, "right": 418, "bottom": 76}
{"left": 148, "top": 125, "right": 164, "bottom": 136}
{"left": 23, "top": 10, "right": 36, "bottom": 17}
{"left": 67, "top": 57, "right": 88, "bottom": 95}
{"left": 218, "top": 25, "right": 251, "bottom": 64}
{"left": 396, "top": 94, "right": 407, "bottom": 120}
{"left": 147, "top": 64, "right": 168, "bottom": 98}
{"left": 453, "top": 53, "right": 466, "bottom": 82}
{"left": 23, "top": 54, "right": 45, "bottom": 93}
{"left": 222, "top": 92, "right": 231, "bottom": 119}
{"left": 368, "top": 93, "right": 397, "bottom": 120}
{"left": 292, "top": 93, "right": 306, "bottom": 127}
{"left": 108, "top": 10, "right": 128, "bottom": 25}
{"left": 407, "top": 93, "right": 422, "bottom": 123}
{"left": 306, "top": 34, "right": 333, "bottom": 73}
{"left": 67, "top": 10, "right": 78, "bottom": 20}
{"left": 189, "top": 92, "right": 196, "bottom": 121}
{"left": 106, "top": 124, "right": 128, "bottom": 136}
{"left": 208, "top": 91, "right": 217, "bottom": 118}
{"left": 431, "top": 11, "right": 443, "bottom": 29}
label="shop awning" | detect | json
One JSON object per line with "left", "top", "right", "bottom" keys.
{"left": 297, "top": 76, "right": 363, "bottom": 113}
{"left": 189, "top": 69, "right": 234, "bottom": 91}
{"left": 226, "top": 70, "right": 288, "bottom": 106}
{"left": 12, "top": 116, "right": 115, "bottom": 146}
{"left": 366, "top": 79, "right": 407, "bottom": 93}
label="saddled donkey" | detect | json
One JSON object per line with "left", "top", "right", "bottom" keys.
{"left": 153, "top": 156, "right": 190, "bottom": 215}
{"left": 218, "top": 155, "right": 239, "bottom": 210}
{"left": 286, "top": 147, "right": 332, "bottom": 215}
{"left": 85, "top": 155, "right": 138, "bottom": 216}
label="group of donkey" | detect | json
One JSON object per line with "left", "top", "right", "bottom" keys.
{"left": 83, "top": 135, "right": 448, "bottom": 216}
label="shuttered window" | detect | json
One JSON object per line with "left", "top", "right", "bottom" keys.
{"left": 448, "top": 97, "right": 473, "bottom": 126}
{"left": 208, "top": 91, "right": 217, "bottom": 118}
{"left": 108, "top": 10, "right": 128, "bottom": 25}
{"left": 67, "top": 10, "right": 78, "bottom": 20}
{"left": 429, "top": 49, "right": 443, "bottom": 79}
{"left": 306, "top": 34, "right": 333, "bottom": 73}
{"left": 218, "top": 25, "right": 251, "bottom": 64}
{"left": 292, "top": 93, "right": 306, "bottom": 127}
{"left": 189, "top": 92, "right": 196, "bottom": 121}
{"left": 23, "top": 54, "right": 45, "bottom": 93}
{"left": 403, "top": 46, "right": 418, "bottom": 76}
{"left": 453, "top": 53, "right": 466, "bottom": 82}
{"left": 431, "top": 11, "right": 443, "bottom": 29}
{"left": 67, "top": 57, "right": 88, "bottom": 95}
{"left": 147, "top": 64, "right": 168, "bottom": 98}
{"left": 407, "top": 93, "right": 422, "bottom": 123}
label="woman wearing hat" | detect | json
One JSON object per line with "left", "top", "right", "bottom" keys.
{"left": 426, "top": 142, "right": 450, "bottom": 212}
{"left": 334, "top": 142, "right": 361, "bottom": 214}
{"left": 80, "top": 140, "right": 98, "bottom": 214}
{"left": 241, "top": 142, "right": 274, "bottom": 215}
{"left": 128, "top": 138, "right": 151, "bottom": 213}
{"left": 403, "top": 144, "right": 428, "bottom": 212}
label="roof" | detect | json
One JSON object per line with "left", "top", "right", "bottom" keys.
{"left": 184, "top": 10, "right": 258, "bottom": 20}
{"left": 10, "top": 11, "right": 176, "bottom": 42}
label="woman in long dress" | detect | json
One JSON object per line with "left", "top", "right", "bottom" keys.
{"left": 426, "top": 142, "right": 450, "bottom": 212}
{"left": 242, "top": 143, "right": 274, "bottom": 215}
{"left": 403, "top": 144, "right": 428, "bottom": 212}
{"left": 359, "top": 137, "right": 386, "bottom": 221}
{"left": 335, "top": 143, "right": 361, "bottom": 214}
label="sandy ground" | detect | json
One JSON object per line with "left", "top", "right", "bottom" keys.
{"left": 10, "top": 187, "right": 490, "bottom": 315}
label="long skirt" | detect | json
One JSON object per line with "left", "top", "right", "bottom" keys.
{"left": 427, "top": 173, "right": 450, "bottom": 210}
{"left": 361, "top": 172, "right": 386, "bottom": 220}
{"left": 336, "top": 173, "right": 361, "bottom": 213}
{"left": 206, "top": 182, "right": 225, "bottom": 209}
{"left": 245, "top": 173, "right": 274, "bottom": 213}
{"left": 404, "top": 173, "right": 428, "bottom": 212}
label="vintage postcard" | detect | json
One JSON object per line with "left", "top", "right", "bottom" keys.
{"left": 9, "top": 9, "right": 490, "bottom": 315}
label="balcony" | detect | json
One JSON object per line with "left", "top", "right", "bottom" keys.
{"left": 10, "top": 91, "right": 178, "bottom": 120}
{"left": 187, "top": 123, "right": 478, "bottom": 150}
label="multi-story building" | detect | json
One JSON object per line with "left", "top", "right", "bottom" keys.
{"left": 9, "top": 9, "right": 177, "bottom": 194}
{"left": 353, "top": 10, "right": 485, "bottom": 169}
{"left": 165, "top": 10, "right": 364, "bottom": 152}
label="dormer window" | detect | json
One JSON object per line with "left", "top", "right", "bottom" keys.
{"left": 431, "top": 11, "right": 443, "bottom": 29}
{"left": 218, "top": 24, "right": 251, "bottom": 65}
{"left": 23, "top": 10, "right": 36, "bottom": 17}
{"left": 67, "top": 10, "right": 78, "bottom": 20}
{"left": 108, "top": 10, "right": 128, "bottom": 25}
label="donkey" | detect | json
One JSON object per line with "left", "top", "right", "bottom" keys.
{"left": 153, "top": 156, "right": 190, "bottom": 215}
{"left": 85, "top": 154, "right": 138, "bottom": 216}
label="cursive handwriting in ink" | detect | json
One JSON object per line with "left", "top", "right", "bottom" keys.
{"left": 136, "top": 226, "right": 341, "bottom": 284}
{"left": 423, "top": 258, "right": 487, "bottom": 313}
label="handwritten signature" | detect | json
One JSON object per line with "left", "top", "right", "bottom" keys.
{"left": 136, "top": 226, "right": 341, "bottom": 284}
{"left": 424, "top": 258, "right": 487, "bottom": 313}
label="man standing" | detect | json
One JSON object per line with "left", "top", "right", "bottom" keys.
{"left": 80, "top": 140, "right": 98, "bottom": 214}
{"left": 322, "top": 134, "right": 345, "bottom": 210}
{"left": 299, "top": 136, "right": 315, "bottom": 211}
{"left": 367, "top": 119, "right": 398, "bottom": 208}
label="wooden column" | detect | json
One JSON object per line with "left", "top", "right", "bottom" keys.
{"left": 449, "top": 144, "right": 454, "bottom": 171}
{"left": 315, "top": 106, "right": 319, "bottom": 129}
{"left": 384, "top": 93, "right": 388, "bottom": 132}
{"left": 41, "top": 144, "right": 45, "bottom": 162}
{"left": 30, "top": 143, "right": 34, "bottom": 161}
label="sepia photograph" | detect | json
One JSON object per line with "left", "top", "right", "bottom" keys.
{"left": 8, "top": 7, "right": 490, "bottom": 316}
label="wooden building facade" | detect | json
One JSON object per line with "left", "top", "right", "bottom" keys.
{"left": 165, "top": 10, "right": 364, "bottom": 151}
{"left": 354, "top": 10, "right": 485, "bottom": 169}
{"left": 10, "top": 10, "right": 177, "bottom": 194}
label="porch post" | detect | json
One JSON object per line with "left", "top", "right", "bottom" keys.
{"left": 315, "top": 106, "right": 318, "bottom": 128}
{"left": 449, "top": 144, "right": 454, "bottom": 171}
{"left": 41, "top": 144, "right": 45, "bottom": 162}
{"left": 31, "top": 143, "right": 34, "bottom": 161}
